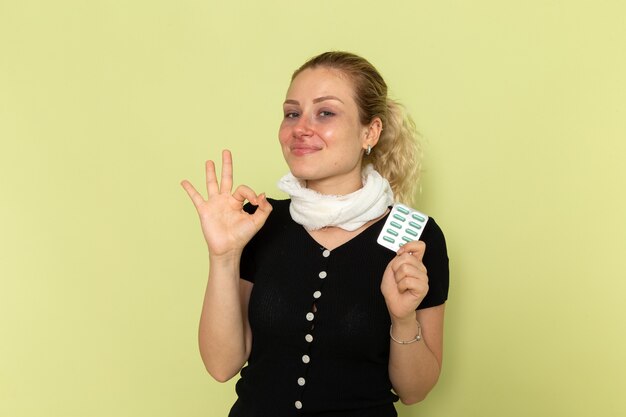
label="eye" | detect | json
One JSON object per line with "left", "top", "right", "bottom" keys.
{"left": 319, "top": 110, "right": 335, "bottom": 117}
{"left": 284, "top": 111, "right": 300, "bottom": 119}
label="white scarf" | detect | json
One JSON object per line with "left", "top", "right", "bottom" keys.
{"left": 277, "top": 164, "right": 395, "bottom": 231}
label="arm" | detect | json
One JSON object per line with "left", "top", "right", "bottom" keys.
{"left": 198, "top": 258, "right": 253, "bottom": 382}
{"left": 381, "top": 241, "right": 445, "bottom": 404}
{"left": 388, "top": 304, "right": 445, "bottom": 403}
{"left": 181, "top": 150, "right": 272, "bottom": 382}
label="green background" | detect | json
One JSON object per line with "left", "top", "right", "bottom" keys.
{"left": 1, "top": 1, "right": 625, "bottom": 416}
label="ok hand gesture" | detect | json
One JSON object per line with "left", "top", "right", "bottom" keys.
{"left": 181, "top": 150, "right": 273, "bottom": 258}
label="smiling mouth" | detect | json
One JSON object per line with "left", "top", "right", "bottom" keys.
{"left": 290, "top": 145, "right": 322, "bottom": 156}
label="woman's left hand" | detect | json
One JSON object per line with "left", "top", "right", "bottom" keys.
{"left": 380, "top": 241, "right": 429, "bottom": 321}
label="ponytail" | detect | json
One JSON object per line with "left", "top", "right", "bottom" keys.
{"left": 367, "top": 99, "right": 421, "bottom": 205}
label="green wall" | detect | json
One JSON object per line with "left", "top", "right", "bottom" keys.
{"left": 1, "top": 1, "right": 625, "bottom": 416}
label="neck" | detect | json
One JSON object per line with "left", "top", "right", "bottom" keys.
{"left": 277, "top": 164, "right": 395, "bottom": 232}
{"left": 305, "top": 168, "right": 364, "bottom": 196}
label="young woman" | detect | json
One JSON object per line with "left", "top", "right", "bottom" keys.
{"left": 182, "top": 51, "right": 449, "bottom": 417}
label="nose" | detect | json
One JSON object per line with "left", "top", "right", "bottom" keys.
{"left": 293, "top": 115, "right": 313, "bottom": 137}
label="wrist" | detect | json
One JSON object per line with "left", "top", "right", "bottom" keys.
{"left": 390, "top": 314, "right": 418, "bottom": 328}
{"left": 389, "top": 317, "right": 422, "bottom": 344}
{"left": 209, "top": 250, "right": 243, "bottom": 270}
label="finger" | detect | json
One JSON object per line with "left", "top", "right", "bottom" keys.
{"left": 232, "top": 188, "right": 273, "bottom": 229}
{"left": 391, "top": 250, "right": 423, "bottom": 271}
{"left": 397, "top": 276, "right": 429, "bottom": 298}
{"left": 232, "top": 184, "right": 260, "bottom": 205}
{"left": 205, "top": 160, "right": 219, "bottom": 196}
{"left": 392, "top": 262, "right": 427, "bottom": 284}
{"left": 398, "top": 240, "right": 426, "bottom": 262}
{"left": 252, "top": 193, "right": 273, "bottom": 221}
{"left": 393, "top": 253, "right": 427, "bottom": 276}
{"left": 180, "top": 180, "right": 206, "bottom": 208}
{"left": 220, "top": 149, "right": 233, "bottom": 194}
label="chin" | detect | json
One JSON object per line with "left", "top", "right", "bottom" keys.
{"left": 285, "top": 163, "right": 321, "bottom": 182}
{"left": 288, "top": 167, "right": 316, "bottom": 182}
{"left": 284, "top": 156, "right": 311, "bottom": 173}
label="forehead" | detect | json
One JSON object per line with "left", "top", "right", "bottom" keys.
{"left": 286, "top": 67, "right": 356, "bottom": 101}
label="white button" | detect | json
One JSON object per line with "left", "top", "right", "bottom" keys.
{"left": 318, "top": 271, "right": 327, "bottom": 279}
{"left": 298, "top": 377, "right": 306, "bottom": 386}
{"left": 306, "top": 312, "right": 314, "bottom": 321}
{"left": 322, "top": 249, "right": 330, "bottom": 257}
{"left": 313, "top": 291, "right": 321, "bottom": 299}
{"left": 302, "top": 354, "right": 310, "bottom": 363}
{"left": 295, "top": 400, "right": 303, "bottom": 409}
{"left": 305, "top": 334, "right": 313, "bottom": 343}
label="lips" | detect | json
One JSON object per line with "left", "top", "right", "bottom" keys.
{"left": 290, "top": 144, "right": 322, "bottom": 156}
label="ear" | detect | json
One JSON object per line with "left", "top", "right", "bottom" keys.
{"left": 362, "top": 117, "right": 383, "bottom": 149}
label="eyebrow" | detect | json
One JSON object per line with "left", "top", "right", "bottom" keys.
{"left": 283, "top": 95, "right": 344, "bottom": 105}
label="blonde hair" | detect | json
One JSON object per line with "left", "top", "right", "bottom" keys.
{"left": 292, "top": 51, "right": 422, "bottom": 205}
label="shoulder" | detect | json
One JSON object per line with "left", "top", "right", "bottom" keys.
{"left": 421, "top": 217, "right": 448, "bottom": 252}
{"left": 243, "top": 198, "right": 292, "bottom": 236}
{"left": 420, "top": 216, "right": 449, "bottom": 268}
{"left": 266, "top": 198, "right": 291, "bottom": 214}
{"left": 418, "top": 216, "right": 450, "bottom": 308}
{"left": 244, "top": 198, "right": 290, "bottom": 215}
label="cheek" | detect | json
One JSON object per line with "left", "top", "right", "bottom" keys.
{"left": 278, "top": 123, "right": 290, "bottom": 144}
{"left": 315, "top": 125, "right": 336, "bottom": 142}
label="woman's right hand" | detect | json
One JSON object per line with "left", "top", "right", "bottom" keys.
{"left": 181, "top": 149, "right": 273, "bottom": 258}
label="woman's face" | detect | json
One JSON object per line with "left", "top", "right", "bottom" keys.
{"left": 279, "top": 67, "right": 375, "bottom": 195}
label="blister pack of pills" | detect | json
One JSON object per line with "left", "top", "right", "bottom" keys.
{"left": 376, "top": 203, "right": 429, "bottom": 252}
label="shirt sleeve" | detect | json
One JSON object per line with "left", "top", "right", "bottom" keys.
{"left": 417, "top": 217, "right": 450, "bottom": 309}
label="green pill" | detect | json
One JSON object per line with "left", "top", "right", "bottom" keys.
{"left": 393, "top": 214, "right": 406, "bottom": 222}
{"left": 409, "top": 221, "right": 422, "bottom": 229}
{"left": 406, "top": 229, "right": 418, "bottom": 237}
{"left": 412, "top": 213, "right": 426, "bottom": 222}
